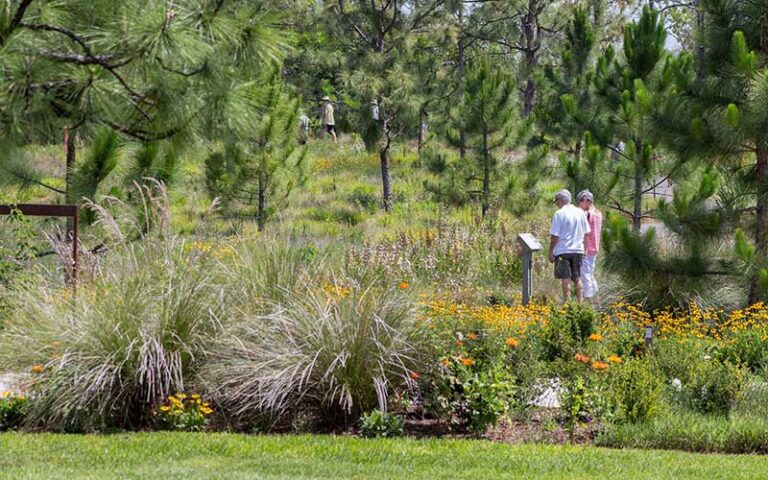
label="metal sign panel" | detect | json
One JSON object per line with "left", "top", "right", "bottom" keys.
{"left": 517, "top": 233, "right": 542, "bottom": 252}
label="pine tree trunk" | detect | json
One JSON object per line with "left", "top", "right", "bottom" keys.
{"left": 522, "top": 1, "right": 539, "bottom": 117}
{"left": 257, "top": 173, "right": 266, "bottom": 232}
{"left": 695, "top": 1, "right": 705, "bottom": 82}
{"left": 481, "top": 130, "right": 490, "bottom": 218}
{"left": 632, "top": 142, "right": 643, "bottom": 234}
{"left": 380, "top": 132, "right": 393, "bottom": 212}
{"left": 457, "top": 8, "right": 467, "bottom": 159}
{"left": 65, "top": 127, "right": 76, "bottom": 239}
{"left": 749, "top": 145, "right": 768, "bottom": 303}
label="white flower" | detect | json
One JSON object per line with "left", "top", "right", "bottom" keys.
{"left": 671, "top": 378, "right": 682, "bottom": 391}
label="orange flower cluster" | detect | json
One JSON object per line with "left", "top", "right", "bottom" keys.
{"left": 505, "top": 337, "right": 519, "bottom": 348}
{"left": 574, "top": 353, "right": 590, "bottom": 364}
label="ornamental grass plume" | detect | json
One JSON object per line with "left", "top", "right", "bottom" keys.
{"left": 200, "top": 276, "right": 427, "bottom": 429}
{"left": 0, "top": 187, "right": 228, "bottom": 432}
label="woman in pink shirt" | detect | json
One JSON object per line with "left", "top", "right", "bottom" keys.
{"left": 577, "top": 190, "right": 602, "bottom": 301}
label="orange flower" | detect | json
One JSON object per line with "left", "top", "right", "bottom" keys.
{"left": 467, "top": 332, "right": 478, "bottom": 340}
{"left": 574, "top": 353, "right": 590, "bottom": 364}
{"left": 588, "top": 333, "right": 604, "bottom": 342}
{"left": 461, "top": 358, "right": 474, "bottom": 367}
{"left": 441, "top": 358, "right": 450, "bottom": 367}
{"left": 591, "top": 361, "right": 609, "bottom": 371}
{"left": 398, "top": 282, "right": 410, "bottom": 290}
{"left": 607, "top": 355, "right": 622, "bottom": 364}
{"left": 30, "top": 365, "right": 44, "bottom": 374}
{"left": 409, "top": 371, "right": 421, "bottom": 380}
{"left": 505, "top": 337, "right": 519, "bottom": 348}
{"left": 455, "top": 340, "right": 464, "bottom": 348}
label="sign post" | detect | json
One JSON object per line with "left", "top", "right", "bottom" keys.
{"left": 0, "top": 204, "right": 79, "bottom": 283}
{"left": 517, "top": 233, "right": 542, "bottom": 306}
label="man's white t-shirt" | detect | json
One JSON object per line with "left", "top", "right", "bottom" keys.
{"left": 550, "top": 203, "right": 591, "bottom": 256}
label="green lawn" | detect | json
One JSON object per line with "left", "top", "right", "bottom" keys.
{"left": 1, "top": 433, "right": 767, "bottom": 479}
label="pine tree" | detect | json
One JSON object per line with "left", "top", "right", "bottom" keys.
{"left": 0, "top": 0, "right": 289, "bottom": 216}
{"left": 204, "top": 74, "right": 307, "bottom": 231}
{"left": 446, "top": 57, "right": 517, "bottom": 218}
{"left": 649, "top": 0, "right": 768, "bottom": 302}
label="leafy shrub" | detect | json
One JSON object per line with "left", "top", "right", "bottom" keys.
{"left": 540, "top": 303, "right": 599, "bottom": 362}
{"left": 560, "top": 375, "right": 611, "bottom": 438}
{"left": 682, "top": 361, "right": 747, "bottom": 416}
{"left": 201, "top": 279, "right": 425, "bottom": 430}
{"left": 359, "top": 409, "right": 405, "bottom": 438}
{"left": 609, "top": 358, "right": 665, "bottom": 424}
{"left": 650, "top": 338, "right": 707, "bottom": 384}
{"left": 716, "top": 330, "right": 768, "bottom": 374}
{"left": 154, "top": 393, "right": 213, "bottom": 432}
{"left": 0, "top": 392, "right": 28, "bottom": 431}
{"left": 422, "top": 325, "right": 519, "bottom": 432}
{"left": 347, "top": 185, "right": 379, "bottom": 212}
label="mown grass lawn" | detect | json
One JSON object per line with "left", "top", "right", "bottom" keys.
{"left": 1, "top": 433, "right": 767, "bottom": 479}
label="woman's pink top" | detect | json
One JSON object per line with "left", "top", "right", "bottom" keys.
{"left": 585, "top": 208, "right": 602, "bottom": 257}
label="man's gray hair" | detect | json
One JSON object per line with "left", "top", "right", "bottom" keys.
{"left": 577, "top": 189, "right": 594, "bottom": 203}
{"left": 555, "top": 189, "right": 572, "bottom": 204}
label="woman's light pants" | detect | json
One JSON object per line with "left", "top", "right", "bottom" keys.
{"left": 581, "top": 255, "right": 598, "bottom": 299}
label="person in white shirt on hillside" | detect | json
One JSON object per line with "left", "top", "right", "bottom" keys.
{"left": 548, "top": 189, "right": 591, "bottom": 303}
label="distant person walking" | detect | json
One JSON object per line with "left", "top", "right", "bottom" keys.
{"left": 548, "top": 189, "right": 591, "bottom": 302}
{"left": 577, "top": 190, "right": 602, "bottom": 302}
{"left": 298, "top": 112, "right": 310, "bottom": 145}
{"left": 321, "top": 96, "right": 337, "bottom": 143}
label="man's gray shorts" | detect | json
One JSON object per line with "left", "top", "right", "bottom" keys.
{"left": 554, "top": 254, "right": 583, "bottom": 282}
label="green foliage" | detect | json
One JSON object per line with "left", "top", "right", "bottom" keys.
{"left": 540, "top": 303, "right": 598, "bottom": 362}
{"left": 681, "top": 361, "right": 748, "bottom": 416}
{"left": 609, "top": 358, "right": 665, "bottom": 424}
{"left": 716, "top": 330, "right": 768, "bottom": 375}
{"left": 359, "top": 409, "right": 405, "bottom": 438}
{"left": 0, "top": 393, "right": 28, "bottom": 431}
{"left": 560, "top": 375, "right": 611, "bottom": 439}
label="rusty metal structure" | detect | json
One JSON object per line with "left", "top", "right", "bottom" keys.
{"left": 0, "top": 204, "right": 79, "bottom": 282}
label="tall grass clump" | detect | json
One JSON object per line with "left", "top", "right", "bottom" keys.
{"left": 201, "top": 278, "right": 426, "bottom": 430}
{"left": 0, "top": 187, "right": 227, "bottom": 431}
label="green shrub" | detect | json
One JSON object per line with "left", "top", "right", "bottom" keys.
{"left": 682, "top": 361, "right": 747, "bottom": 416}
{"left": 540, "top": 303, "right": 598, "bottom": 362}
{"left": 560, "top": 375, "right": 611, "bottom": 437}
{"left": 347, "top": 185, "right": 379, "bottom": 212}
{"left": 716, "top": 330, "right": 768, "bottom": 375}
{"left": 201, "top": 279, "right": 425, "bottom": 430}
{"left": 0, "top": 393, "right": 28, "bottom": 431}
{"left": 359, "top": 409, "right": 405, "bottom": 438}
{"left": 650, "top": 338, "right": 707, "bottom": 384}
{"left": 609, "top": 358, "right": 665, "bottom": 424}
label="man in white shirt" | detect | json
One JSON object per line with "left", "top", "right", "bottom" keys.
{"left": 548, "top": 189, "right": 591, "bottom": 302}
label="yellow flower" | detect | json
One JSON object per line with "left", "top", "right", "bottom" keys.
{"left": 199, "top": 407, "right": 213, "bottom": 415}
{"left": 607, "top": 355, "right": 622, "bottom": 364}
{"left": 30, "top": 365, "right": 44, "bottom": 374}
{"left": 588, "top": 333, "right": 604, "bottom": 342}
{"left": 1, "top": 391, "right": 9, "bottom": 398}
{"left": 159, "top": 405, "right": 171, "bottom": 412}
{"left": 191, "top": 394, "right": 201, "bottom": 400}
